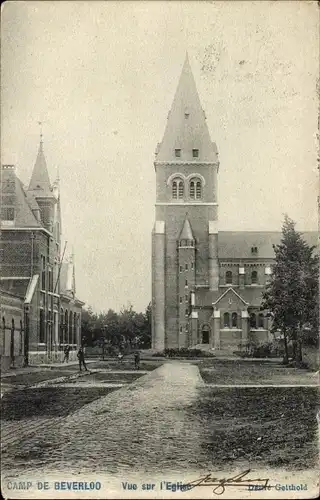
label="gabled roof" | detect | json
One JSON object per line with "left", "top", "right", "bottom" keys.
{"left": 28, "top": 141, "right": 54, "bottom": 197}
{"left": 213, "top": 287, "right": 249, "bottom": 306}
{"left": 179, "top": 216, "right": 194, "bottom": 240}
{"left": 218, "top": 231, "right": 318, "bottom": 259}
{"left": 156, "top": 54, "right": 218, "bottom": 163}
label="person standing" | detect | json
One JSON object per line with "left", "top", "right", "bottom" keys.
{"left": 77, "top": 346, "right": 88, "bottom": 372}
{"left": 134, "top": 350, "right": 140, "bottom": 370}
{"left": 63, "top": 344, "right": 70, "bottom": 363}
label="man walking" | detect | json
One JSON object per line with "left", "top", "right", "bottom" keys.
{"left": 77, "top": 346, "right": 88, "bottom": 372}
{"left": 63, "top": 344, "right": 70, "bottom": 363}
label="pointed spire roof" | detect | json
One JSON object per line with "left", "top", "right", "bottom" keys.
{"left": 28, "top": 139, "right": 53, "bottom": 196}
{"left": 156, "top": 54, "right": 218, "bottom": 162}
{"left": 179, "top": 215, "right": 194, "bottom": 240}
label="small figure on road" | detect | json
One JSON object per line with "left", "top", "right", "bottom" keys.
{"left": 77, "top": 346, "right": 88, "bottom": 372}
{"left": 134, "top": 350, "right": 140, "bottom": 370}
{"left": 63, "top": 344, "right": 71, "bottom": 363}
{"left": 118, "top": 351, "right": 124, "bottom": 363}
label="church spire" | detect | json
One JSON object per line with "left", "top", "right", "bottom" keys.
{"left": 179, "top": 214, "right": 195, "bottom": 241}
{"left": 156, "top": 54, "right": 218, "bottom": 163}
{"left": 28, "top": 125, "right": 53, "bottom": 195}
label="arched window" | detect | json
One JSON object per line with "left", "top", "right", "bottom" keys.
{"left": 196, "top": 181, "right": 202, "bottom": 199}
{"left": 2, "top": 317, "right": 5, "bottom": 331}
{"left": 69, "top": 311, "right": 73, "bottom": 344}
{"left": 231, "top": 312, "right": 238, "bottom": 328}
{"left": 258, "top": 313, "right": 264, "bottom": 329}
{"left": 65, "top": 310, "right": 69, "bottom": 344}
{"left": 19, "top": 320, "right": 23, "bottom": 355}
{"left": 189, "top": 178, "right": 202, "bottom": 200}
{"left": 251, "top": 270, "right": 258, "bottom": 284}
{"left": 73, "top": 312, "right": 77, "bottom": 344}
{"left": 172, "top": 181, "right": 177, "bottom": 199}
{"left": 250, "top": 313, "right": 257, "bottom": 329}
{"left": 39, "top": 310, "right": 45, "bottom": 343}
{"left": 178, "top": 180, "right": 184, "bottom": 198}
{"left": 226, "top": 271, "right": 233, "bottom": 285}
{"left": 223, "top": 312, "right": 230, "bottom": 328}
{"left": 189, "top": 181, "right": 195, "bottom": 199}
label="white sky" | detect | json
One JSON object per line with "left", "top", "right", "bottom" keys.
{"left": 1, "top": 1, "right": 319, "bottom": 313}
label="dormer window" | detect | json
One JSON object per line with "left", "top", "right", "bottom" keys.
{"left": 175, "top": 149, "right": 181, "bottom": 157}
{"left": 192, "top": 149, "right": 199, "bottom": 158}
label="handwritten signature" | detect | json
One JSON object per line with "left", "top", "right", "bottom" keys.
{"left": 184, "top": 469, "right": 271, "bottom": 495}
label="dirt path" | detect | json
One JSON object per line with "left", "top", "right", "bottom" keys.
{"left": 2, "top": 362, "right": 206, "bottom": 476}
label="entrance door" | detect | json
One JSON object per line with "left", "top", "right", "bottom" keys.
{"left": 202, "top": 325, "right": 210, "bottom": 344}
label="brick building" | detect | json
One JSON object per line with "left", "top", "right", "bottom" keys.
{"left": 152, "top": 55, "right": 317, "bottom": 351}
{"left": 0, "top": 139, "right": 84, "bottom": 369}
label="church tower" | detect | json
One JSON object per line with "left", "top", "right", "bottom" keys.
{"left": 152, "top": 55, "right": 220, "bottom": 350}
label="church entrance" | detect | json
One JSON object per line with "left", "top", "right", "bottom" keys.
{"left": 202, "top": 325, "right": 210, "bottom": 344}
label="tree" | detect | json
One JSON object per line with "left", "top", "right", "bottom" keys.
{"left": 81, "top": 302, "right": 152, "bottom": 354}
{"left": 261, "top": 215, "right": 318, "bottom": 365}
{"left": 81, "top": 306, "right": 97, "bottom": 346}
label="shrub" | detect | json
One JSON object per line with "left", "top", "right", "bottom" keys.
{"left": 236, "top": 341, "right": 282, "bottom": 358}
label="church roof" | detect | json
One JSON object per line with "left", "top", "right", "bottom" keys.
{"left": 179, "top": 216, "right": 194, "bottom": 240}
{"left": 28, "top": 140, "right": 54, "bottom": 197}
{"left": 15, "top": 178, "right": 42, "bottom": 227}
{"left": 156, "top": 54, "right": 218, "bottom": 163}
{"left": 218, "top": 231, "right": 318, "bottom": 259}
{"left": 0, "top": 167, "right": 42, "bottom": 229}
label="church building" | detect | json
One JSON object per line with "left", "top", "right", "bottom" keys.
{"left": 151, "top": 55, "right": 317, "bottom": 351}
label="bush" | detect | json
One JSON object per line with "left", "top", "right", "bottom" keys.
{"left": 152, "top": 348, "right": 215, "bottom": 358}
{"left": 236, "top": 341, "right": 282, "bottom": 359}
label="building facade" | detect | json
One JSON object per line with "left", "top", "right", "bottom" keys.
{"left": 0, "top": 139, "right": 84, "bottom": 369}
{"left": 151, "top": 55, "right": 317, "bottom": 351}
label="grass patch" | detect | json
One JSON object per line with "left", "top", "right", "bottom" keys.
{"left": 1, "top": 387, "right": 116, "bottom": 420}
{"left": 86, "top": 371, "right": 143, "bottom": 382}
{"left": 199, "top": 359, "right": 316, "bottom": 385}
{"left": 153, "top": 348, "right": 215, "bottom": 358}
{"left": 188, "top": 386, "right": 318, "bottom": 469}
{"left": 88, "top": 360, "right": 162, "bottom": 371}
{"left": 2, "top": 369, "right": 77, "bottom": 387}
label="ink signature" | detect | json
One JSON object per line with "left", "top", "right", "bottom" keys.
{"left": 184, "top": 469, "right": 270, "bottom": 495}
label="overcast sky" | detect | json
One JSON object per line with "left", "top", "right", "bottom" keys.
{"left": 2, "top": 1, "right": 319, "bottom": 313}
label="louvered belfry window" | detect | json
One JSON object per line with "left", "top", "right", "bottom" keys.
{"left": 196, "top": 181, "right": 202, "bottom": 199}
{"left": 189, "top": 181, "right": 195, "bottom": 198}
{"left": 178, "top": 180, "right": 184, "bottom": 198}
{"left": 172, "top": 181, "right": 177, "bottom": 199}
